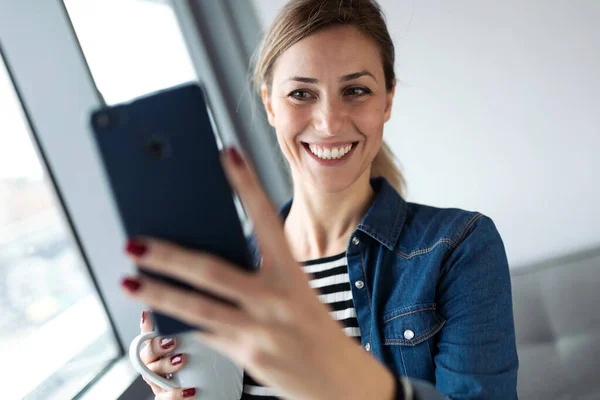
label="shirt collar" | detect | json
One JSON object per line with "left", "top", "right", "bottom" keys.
{"left": 279, "top": 177, "right": 407, "bottom": 250}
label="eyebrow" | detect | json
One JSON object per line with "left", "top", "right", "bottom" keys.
{"left": 287, "top": 70, "right": 377, "bottom": 84}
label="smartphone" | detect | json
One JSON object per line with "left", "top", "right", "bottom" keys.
{"left": 90, "top": 83, "right": 255, "bottom": 336}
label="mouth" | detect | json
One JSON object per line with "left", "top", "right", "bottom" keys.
{"left": 301, "top": 141, "right": 359, "bottom": 165}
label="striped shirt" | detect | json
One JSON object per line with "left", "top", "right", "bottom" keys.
{"left": 241, "top": 252, "right": 360, "bottom": 399}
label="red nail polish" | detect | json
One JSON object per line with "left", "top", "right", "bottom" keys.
{"left": 226, "top": 146, "right": 245, "bottom": 166}
{"left": 121, "top": 277, "right": 141, "bottom": 292}
{"left": 170, "top": 354, "right": 183, "bottom": 366}
{"left": 182, "top": 388, "right": 196, "bottom": 398}
{"left": 126, "top": 239, "right": 147, "bottom": 256}
{"left": 160, "top": 337, "right": 175, "bottom": 349}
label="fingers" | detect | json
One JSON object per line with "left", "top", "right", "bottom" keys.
{"left": 127, "top": 239, "right": 259, "bottom": 304}
{"left": 154, "top": 388, "right": 197, "bottom": 399}
{"left": 139, "top": 310, "right": 178, "bottom": 365}
{"left": 141, "top": 310, "right": 153, "bottom": 333}
{"left": 220, "top": 147, "right": 295, "bottom": 269}
{"left": 139, "top": 310, "right": 182, "bottom": 397}
{"left": 147, "top": 353, "right": 186, "bottom": 376}
{"left": 123, "top": 274, "right": 254, "bottom": 335}
{"left": 140, "top": 335, "right": 177, "bottom": 365}
{"left": 145, "top": 377, "right": 197, "bottom": 399}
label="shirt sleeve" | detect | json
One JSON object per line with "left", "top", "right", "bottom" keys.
{"left": 432, "top": 214, "right": 519, "bottom": 398}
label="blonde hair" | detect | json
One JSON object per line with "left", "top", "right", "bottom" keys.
{"left": 253, "top": 0, "right": 406, "bottom": 195}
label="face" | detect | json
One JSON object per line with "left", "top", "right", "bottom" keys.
{"left": 262, "top": 25, "right": 395, "bottom": 193}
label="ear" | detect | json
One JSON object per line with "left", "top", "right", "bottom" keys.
{"left": 261, "top": 84, "right": 276, "bottom": 127}
{"left": 383, "top": 79, "right": 396, "bottom": 123}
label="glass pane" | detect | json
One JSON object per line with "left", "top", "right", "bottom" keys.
{"left": 0, "top": 54, "right": 120, "bottom": 399}
{"left": 63, "top": 0, "right": 197, "bottom": 105}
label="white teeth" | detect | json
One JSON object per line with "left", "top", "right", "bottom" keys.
{"left": 308, "top": 143, "right": 354, "bottom": 160}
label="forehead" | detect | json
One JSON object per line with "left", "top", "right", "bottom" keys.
{"left": 271, "top": 25, "right": 383, "bottom": 84}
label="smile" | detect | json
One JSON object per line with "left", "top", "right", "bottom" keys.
{"left": 302, "top": 142, "right": 358, "bottom": 161}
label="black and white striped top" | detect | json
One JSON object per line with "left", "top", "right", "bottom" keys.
{"left": 241, "top": 252, "right": 361, "bottom": 399}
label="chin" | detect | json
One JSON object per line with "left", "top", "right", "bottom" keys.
{"left": 307, "top": 170, "right": 364, "bottom": 194}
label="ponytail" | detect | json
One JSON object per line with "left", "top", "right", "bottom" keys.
{"left": 371, "top": 140, "right": 406, "bottom": 196}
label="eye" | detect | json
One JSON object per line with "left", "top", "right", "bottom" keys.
{"left": 344, "top": 86, "right": 372, "bottom": 97}
{"left": 288, "top": 89, "right": 314, "bottom": 100}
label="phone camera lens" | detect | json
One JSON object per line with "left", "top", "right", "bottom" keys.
{"left": 94, "top": 109, "right": 119, "bottom": 130}
{"left": 145, "top": 135, "right": 170, "bottom": 159}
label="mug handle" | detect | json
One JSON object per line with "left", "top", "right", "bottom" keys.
{"left": 129, "top": 331, "right": 179, "bottom": 390}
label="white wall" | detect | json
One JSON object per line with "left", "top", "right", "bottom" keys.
{"left": 251, "top": 0, "right": 600, "bottom": 267}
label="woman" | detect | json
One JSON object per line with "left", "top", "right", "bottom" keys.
{"left": 121, "top": 0, "right": 519, "bottom": 399}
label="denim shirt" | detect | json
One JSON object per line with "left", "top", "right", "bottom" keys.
{"left": 249, "top": 177, "right": 519, "bottom": 399}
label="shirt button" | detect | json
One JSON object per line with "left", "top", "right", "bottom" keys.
{"left": 351, "top": 236, "right": 360, "bottom": 246}
{"left": 404, "top": 329, "right": 415, "bottom": 340}
{"left": 355, "top": 280, "right": 364, "bottom": 289}
{"left": 364, "top": 343, "right": 371, "bottom": 352}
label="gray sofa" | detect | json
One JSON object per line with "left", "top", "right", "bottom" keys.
{"left": 511, "top": 246, "right": 600, "bottom": 399}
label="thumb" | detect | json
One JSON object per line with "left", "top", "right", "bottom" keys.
{"left": 140, "top": 310, "right": 154, "bottom": 333}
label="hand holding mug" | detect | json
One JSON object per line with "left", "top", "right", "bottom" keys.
{"left": 130, "top": 311, "right": 243, "bottom": 400}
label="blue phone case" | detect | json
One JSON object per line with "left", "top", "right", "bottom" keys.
{"left": 90, "top": 83, "right": 255, "bottom": 336}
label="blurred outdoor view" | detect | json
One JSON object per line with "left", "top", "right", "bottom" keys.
{"left": 0, "top": 54, "right": 119, "bottom": 400}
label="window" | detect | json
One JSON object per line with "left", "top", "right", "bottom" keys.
{"left": 63, "top": 0, "right": 197, "bottom": 105}
{"left": 0, "top": 0, "right": 283, "bottom": 397}
{"left": 0, "top": 54, "right": 119, "bottom": 400}
{"left": 0, "top": 2, "right": 199, "bottom": 398}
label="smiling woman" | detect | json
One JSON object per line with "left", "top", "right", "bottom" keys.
{"left": 126, "top": 1, "right": 518, "bottom": 400}
{"left": 259, "top": 24, "right": 395, "bottom": 200}
{"left": 257, "top": 27, "right": 404, "bottom": 197}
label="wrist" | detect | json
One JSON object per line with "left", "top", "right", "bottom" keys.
{"left": 315, "top": 332, "right": 398, "bottom": 400}
{"left": 378, "top": 363, "right": 398, "bottom": 400}
{"left": 339, "top": 348, "right": 398, "bottom": 400}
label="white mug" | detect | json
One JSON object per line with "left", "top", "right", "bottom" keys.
{"left": 129, "top": 331, "right": 243, "bottom": 399}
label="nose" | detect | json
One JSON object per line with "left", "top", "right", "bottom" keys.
{"left": 313, "top": 97, "right": 346, "bottom": 136}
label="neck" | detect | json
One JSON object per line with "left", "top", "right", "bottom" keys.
{"left": 284, "top": 171, "right": 375, "bottom": 261}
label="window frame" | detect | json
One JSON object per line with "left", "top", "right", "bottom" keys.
{"left": 170, "top": 0, "right": 292, "bottom": 206}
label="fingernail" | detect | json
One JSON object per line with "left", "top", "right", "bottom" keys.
{"left": 182, "top": 388, "right": 196, "bottom": 398}
{"left": 121, "top": 277, "right": 141, "bottom": 293}
{"left": 226, "top": 146, "right": 245, "bottom": 166}
{"left": 160, "top": 337, "right": 175, "bottom": 349}
{"left": 125, "top": 239, "right": 147, "bottom": 256}
{"left": 170, "top": 354, "right": 183, "bottom": 366}
{"left": 141, "top": 311, "right": 147, "bottom": 324}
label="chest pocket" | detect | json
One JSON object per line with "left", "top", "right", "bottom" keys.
{"left": 382, "top": 303, "right": 445, "bottom": 346}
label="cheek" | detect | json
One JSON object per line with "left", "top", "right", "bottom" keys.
{"left": 352, "top": 100, "right": 386, "bottom": 141}
{"left": 274, "top": 102, "right": 312, "bottom": 140}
